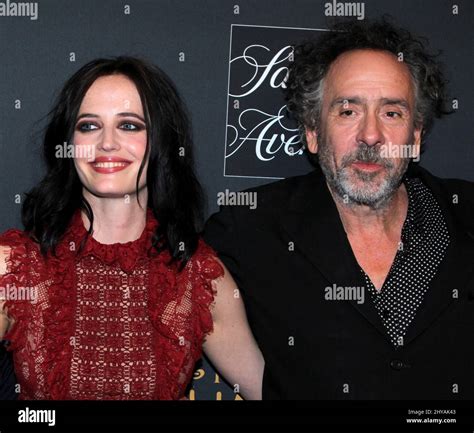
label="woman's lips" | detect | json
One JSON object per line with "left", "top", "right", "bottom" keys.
{"left": 351, "top": 161, "right": 384, "bottom": 171}
{"left": 89, "top": 159, "right": 132, "bottom": 173}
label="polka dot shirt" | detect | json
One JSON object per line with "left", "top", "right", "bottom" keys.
{"left": 361, "top": 177, "right": 450, "bottom": 347}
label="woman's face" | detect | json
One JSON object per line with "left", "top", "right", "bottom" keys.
{"left": 73, "top": 74, "right": 148, "bottom": 200}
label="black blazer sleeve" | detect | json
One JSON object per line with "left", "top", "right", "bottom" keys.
{"left": 203, "top": 205, "right": 246, "bottom": 291}
{"left": 0, "top": 342, "right": 17, "bottom": 400}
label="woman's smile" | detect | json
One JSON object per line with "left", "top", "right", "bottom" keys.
{"left": 90, "top": 156, "right": 132, "bottom": 173}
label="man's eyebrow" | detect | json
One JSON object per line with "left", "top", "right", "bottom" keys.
{"left": 329, "top": 97, "right": 365, "bottom": 109}
{"left": 380, "top": 98, "right": 411, "bottom": 110}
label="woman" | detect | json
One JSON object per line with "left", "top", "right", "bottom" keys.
{"left": 0, "top": 57, "right": 263, "bottom": 400}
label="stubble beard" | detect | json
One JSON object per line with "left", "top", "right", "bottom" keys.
{"left": 316, "top": 131, "right": 411, "bottom": 210}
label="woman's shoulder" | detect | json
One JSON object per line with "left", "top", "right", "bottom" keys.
{"left": 0, "top": 228, "right": 32, "bottom": 246}
{"left": 187, "top": 238, "right": 225, "bottom": 280}
{"left": 0, "top": 229, "right": 39, "bottom": 276}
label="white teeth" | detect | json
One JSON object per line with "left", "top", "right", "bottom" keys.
{"left": 93, "top": 162, "right": 129, "bottom": 168}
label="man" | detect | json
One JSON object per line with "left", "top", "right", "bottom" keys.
{"left": 204, "top": 19, "right": 474, "bottom": 399}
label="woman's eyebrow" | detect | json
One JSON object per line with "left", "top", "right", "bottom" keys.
{"left": 76, "top": 113, "right": 99, "bottom": 120}
{"left": 75, "top": 112, "right": 146, "bottom": 122}
{"left": 117, "top": 112, "right": 146, "bottom": 122}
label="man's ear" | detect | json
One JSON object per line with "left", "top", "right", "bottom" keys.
{"left": 412, "top": 126, "right": 422, "bottom": 160}
{"left": 305, "top": 129, "right": 319, "bottom": 154}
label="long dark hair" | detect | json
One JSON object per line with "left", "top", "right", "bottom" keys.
{"left": 22, "top": 56, "right": 203, "bottom": 266}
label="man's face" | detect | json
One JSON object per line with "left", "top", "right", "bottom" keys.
{"left": 306, "top": 49, "right": 422, "bottom": 209}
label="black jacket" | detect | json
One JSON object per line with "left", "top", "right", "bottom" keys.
{"left": 0, "top": 342, "right": 17, "bottom": 400}
{"left": 204, "top": 164, "right": 474, "bottom": 399}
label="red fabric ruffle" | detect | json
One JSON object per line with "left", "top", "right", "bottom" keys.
{"left": 0, "top": 209, "right": 224, "bottom": 400}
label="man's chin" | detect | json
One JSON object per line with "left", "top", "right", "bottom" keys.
{"left": 341, "top": 170, "right": 386, "bottom": 193}
{"left": 338, "top": 179, "right": 395, "bottom": 208}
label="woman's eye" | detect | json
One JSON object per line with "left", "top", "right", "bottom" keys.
{"left": 77, "top": 122, "right": 98, "bottom": 132}
{"left": 120, "top": 122, "right": 144, "bottom": 131}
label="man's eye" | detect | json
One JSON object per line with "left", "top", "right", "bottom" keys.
{"left": 120, "top": 123, "right": 143, "bottom": 131}
{"left": 386, "top": 111, "right": 401, "bottom": 118}
{"left": 76, "top": 122, "right": 98, "bottom": 132}
{"left": 340, "top": 110, "right": 355, "bottom": 117}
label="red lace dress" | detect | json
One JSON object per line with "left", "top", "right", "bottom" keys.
{"left": 0, "top": 209, "right": 223, "bottom": 400}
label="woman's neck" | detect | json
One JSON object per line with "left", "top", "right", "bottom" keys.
{"left": 80, "top": 189, "right": 149, "bottom": 245}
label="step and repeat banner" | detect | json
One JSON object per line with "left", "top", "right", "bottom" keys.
{"left": 0, "top": 0, "right": 472, "bottom": 401}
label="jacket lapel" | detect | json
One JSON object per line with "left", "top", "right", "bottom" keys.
{"left": 403, "top": 165, "right": 474, "bottom": 345}
{"left": 279, "top": 164, "right": 474, "bottom": 345}
{"left": 279, "top": 166, "right": 388, "bottom": 338}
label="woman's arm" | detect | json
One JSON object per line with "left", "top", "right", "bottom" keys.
{"left": 0, "top": 245, "right": 9, "bottom": 275}
{"left": 0, "top": 246, "right": 12, "bottom": 339}
{"left": 203, "top": 259, "right": 264, "bottom": 400}
{"left": 0, "top": 302, "right": 10, "bottom": 339}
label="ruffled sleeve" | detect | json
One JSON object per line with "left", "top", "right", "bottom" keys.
{"left": 177, "top": 238, "right": 224, "bottom": 395}
{"left": 0, "top": 229, "right": 46, "bottom": 351}
{"left": 185, "top": 239, "right": 225, "bottom": 343}
{"left": 146, "top": 238, "right": 224, "bottom": 399}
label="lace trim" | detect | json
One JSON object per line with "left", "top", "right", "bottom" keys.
{"left": 0, "top": 210, "right": 224, "bottom": 400}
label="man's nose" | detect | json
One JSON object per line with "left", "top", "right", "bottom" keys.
{"left": 355, "top": 112, "right": 384, "bottom": 146}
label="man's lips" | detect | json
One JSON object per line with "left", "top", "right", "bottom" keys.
{"left": 89, "top": 157, "right": 132, "bottom": 173}
{"left": 351, "top": 161, "right": 384, "bottom": 171}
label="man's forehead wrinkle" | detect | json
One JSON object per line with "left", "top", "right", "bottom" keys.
{"left": 324, "top": 50, "right": 414, "bottom": 85}
{"left": 322, "top": 55, "right": 416, "bottom": 110}
{"left": 329, "top": 96, "right": 412, "bottom": 108}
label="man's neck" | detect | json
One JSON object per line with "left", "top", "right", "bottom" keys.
{"left": 329, "top": 183, "right": 409, "bottom": 240}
